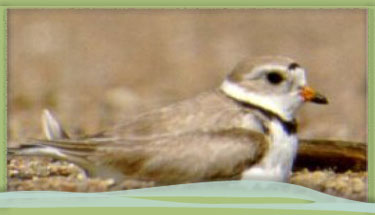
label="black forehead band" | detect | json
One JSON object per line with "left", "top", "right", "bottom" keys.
{"left": 288, "top": 63, "right": 300, "bottom": 70}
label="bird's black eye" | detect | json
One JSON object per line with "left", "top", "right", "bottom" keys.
{"left": 267, "top": 71, "right": 284, "bottom": 85}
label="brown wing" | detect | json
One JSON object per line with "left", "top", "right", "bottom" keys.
{"left": 103, "top": 91, "right": 248, "bottom": 140}
{"left": 10, "top": 128, "right": 268, "bottom": 185}
{"left": 93, "top": 128, "right": 268, "bottom": 185}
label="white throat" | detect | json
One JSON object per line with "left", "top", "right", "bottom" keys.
{"left": 220, "top": 79, "right": 302, "bottom": 121}
{"left": 241, "top": 119, "right": 298, "bottom": 182}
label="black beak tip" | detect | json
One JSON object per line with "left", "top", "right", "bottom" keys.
{"left": 312, "top": 96, "right": 329, "bottom": 104}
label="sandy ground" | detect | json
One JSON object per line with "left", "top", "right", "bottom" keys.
{"left": 7, "top": 157, "right": 367, "bottom": 201}
{"left": 6, "top": 9, "right": 368, "bottom": 201}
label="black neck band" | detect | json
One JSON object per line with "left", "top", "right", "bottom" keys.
{"left": 225, "top": 95, "right": 298, "bottom": 135}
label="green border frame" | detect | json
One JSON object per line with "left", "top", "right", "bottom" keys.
{"left": 369, "top": 7, "right": 374, "bottom": 204}
{"left": 0, "top": 1, "right": 374, "bottom": 214}
{"left": 0, "top": 5, "right": 6, "bottom": 193}
{"left": 0, "top": 0, "right": 374, "bottom": 7}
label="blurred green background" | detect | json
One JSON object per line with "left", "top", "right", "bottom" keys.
{"left": 7, "top": 9, "right": 367, "bottom": 145}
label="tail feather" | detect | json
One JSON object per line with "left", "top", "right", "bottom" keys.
{"left": 8, "top": 141, "right": 68, "bottom": 160}
{"left": 42, "top": 109, "right": 70, "bottom": 140}
{"left": 9, "top": 109, "right": 81, "bottom": 166}
{"left": 8, "top": 109, "right": 113, "bottom": 179}
{"left": 7, "top": 147, "right": 19, "bottom": 156}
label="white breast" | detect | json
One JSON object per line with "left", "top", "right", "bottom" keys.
{"left": 241, "top": 119, "right": 298, "bottom": 182}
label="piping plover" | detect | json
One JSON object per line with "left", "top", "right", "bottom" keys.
{"left": 9, "top": 56, "right": 328, "bottom": 185}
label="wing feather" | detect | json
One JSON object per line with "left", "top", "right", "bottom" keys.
{"left": 11, "top": 128, "right": 268, "bottom": 185}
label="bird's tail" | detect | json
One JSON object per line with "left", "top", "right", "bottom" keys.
{"left": 7, "top": 109, "right": 102, "bottom": 178}
{"left": 41, "top": 109, "right": 70, "bottom": 140}
{"left": 8, "top": 109, "right": 71, "bottom": 159}
{"left": 8, "top": 142, "right": 69, "bottom": 161}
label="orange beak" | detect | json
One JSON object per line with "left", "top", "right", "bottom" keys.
{"left": 300, "top": 86, "right": 328, "bottom": 104}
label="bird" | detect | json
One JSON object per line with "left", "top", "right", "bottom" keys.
{"left": 9, "top": 56, "right": 328, "bottom": 186}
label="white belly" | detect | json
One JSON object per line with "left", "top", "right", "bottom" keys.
{"left": 241, "top": 119, "right": 298, "bottom": 182}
